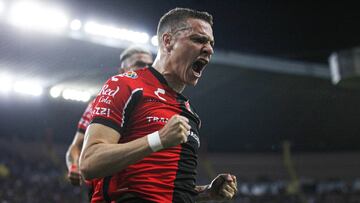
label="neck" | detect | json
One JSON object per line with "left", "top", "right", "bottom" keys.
{"left": 152, "top": 53, "right": 186, "bottom": 93}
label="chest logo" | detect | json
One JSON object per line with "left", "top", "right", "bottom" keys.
{"left": 111, "top": 71, "right": 138, "bottom": 81}
{"left": 154, "top": 88, "right": 166, "bottom": 101}
{"left": 123, "top": 71, "right": 138, "bottom": 79}
{"left": 185, "top": 101, "right": 193, "bottom": 113}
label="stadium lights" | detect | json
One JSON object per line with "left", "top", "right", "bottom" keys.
{"left": 0, "top": 73, "right": 13, "bottom": 94}
{"left": 84, "top": 21, "right": 149, "bottom": 44}
{"left": 151, "top": 35, "right": 158, "bottom": 46}
{"left": 13, "top": 80, "right": 43, "bottom": 96}
{"left": 62, "top": 88, "right": 91, "bottom": 102}
{"left": 70, "top": 19, "right": 82, "bottom": 31}
{"left": 8, "top": 1, "right": 68, "bottom": 33}
{"left": 50, "top": 86, "right": 62, "bottom": 98}
{"left": 0, "top": 1, "right": 4, "bottom": 15}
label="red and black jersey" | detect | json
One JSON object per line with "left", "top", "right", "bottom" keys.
{"left": 90, "top": 67, "right": 201, "bottom": 203}
{"left": 77, "top": 99, "right": 95, "bottom": 133}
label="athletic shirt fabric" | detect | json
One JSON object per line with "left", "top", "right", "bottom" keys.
{"left": 90, "top": 67, "right": 201, "bottom": 203}
{"left": 77, "top": 99, "right": 95, "bottom": 133}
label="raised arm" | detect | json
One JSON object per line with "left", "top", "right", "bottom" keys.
{"left": 79, "top": 115, "right": 191, "bottom": 180}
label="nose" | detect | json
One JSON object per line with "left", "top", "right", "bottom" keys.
{"left": 201, "top": 43, "right": 214, "bottom": 57}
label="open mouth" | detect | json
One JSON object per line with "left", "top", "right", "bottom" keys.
{"left": 192, "top": 59, "right": 208, "bottom": 76}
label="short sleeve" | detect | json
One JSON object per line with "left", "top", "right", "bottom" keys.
{"left": 77, "top": 99, "right": 95, "bottom": 133}
{"left": 90, "top": 74, "right": 143, "bottom": 134}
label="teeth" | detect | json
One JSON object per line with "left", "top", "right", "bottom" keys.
{"left": 198, "top": 59, "right": 207, "bottom": 65}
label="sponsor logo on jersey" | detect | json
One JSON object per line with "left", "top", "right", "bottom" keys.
{"left": 110, "top": 71, "right": 138, "bottom": 81}
{"left": 189, "top": 130, "right": 200, "bottom": 148}
{"left": 144, "top": 98, "right": 162, "bottom": 103}
{"left": 123, "top": 71, "right": 138, "bottom": 79}
{"left": 99, "top": 96, "right": 112, "bottom": 104}
{"left": 99, "top": 84, "right": 120, "bottom": 98}
{"left": 154, "top": 88, "right": 166, "bottom": 101}
{"left": 146, "top": 116, "right": 169, "bottom": 124}
{"left": 93, "top": 107, "right": 111, "bottom": 117}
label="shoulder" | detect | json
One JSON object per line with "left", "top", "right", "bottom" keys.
{"left": 109, "top": 68, "right": 148, "bottom": 85}
{"left": 98, "top": 69, "right": 149, "bottom": 99}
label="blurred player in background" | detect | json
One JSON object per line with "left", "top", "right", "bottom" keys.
{"left": 65, "top": 45, "right": 153, "bottom": 188}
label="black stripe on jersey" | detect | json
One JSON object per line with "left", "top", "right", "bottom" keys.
{"left": 91, "top": 117, "right": 122, "bottom": 134}
{"left": 148, "top": 67, "right": 168, "bottom": 85}
{"left": 121, "top": 89, "right": 143, "bottom": 133}
{"left": 177, "top": 94, "right": 201, "bottom": 128}
{"left": 102, "top": 176, "right": 112, "bottom": 203}
{"left": 172, "top": 96, "right": 200, "bottom": 203}
{"left": 77, "top": 128, "right": 86, "bottom": 134}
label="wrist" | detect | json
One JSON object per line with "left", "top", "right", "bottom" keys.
{"left": 69, "top": 164, "right": 78, "bottom": 172}
{"left": 195, "top": 185, "right": 212, "bottom": 201}
{"left": 147, "top": 131, "right": 164, "bottom": 152}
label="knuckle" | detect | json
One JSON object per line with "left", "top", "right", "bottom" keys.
{"left": 177, "top": 128, "right": 182, "bottom": 134}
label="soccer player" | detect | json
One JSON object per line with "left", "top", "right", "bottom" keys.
{"left": 66, "top": 45, "right": 153, "bottom": 186}
{"left": 80, "top": 8, "right": 237, "bottom": 203}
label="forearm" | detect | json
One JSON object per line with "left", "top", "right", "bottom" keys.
{"left": 66, "top": 132, "right": 84, "bottom": 169}
{"left": 80, "top": 135, "right": 153, "bottom": 179}
{"left": 66, "top": 145, "right": 81, "bottom": 169}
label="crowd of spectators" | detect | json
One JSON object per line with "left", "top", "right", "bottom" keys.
{"left": 0, "top": 146, "right": 87, "bottom": 203}
{"left": 0, "top": 136, "right": 360, "bottom": 203}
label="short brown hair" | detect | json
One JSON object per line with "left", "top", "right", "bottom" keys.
{"left": 120, "top": 45, "right": 152, "bottom": 65}
{"left": 157, "top": 8, "right": 213, "bottom": 44}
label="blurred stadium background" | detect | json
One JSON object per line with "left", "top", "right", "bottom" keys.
{"left": 0, "top": 0, "right": 360, "bottom": 202}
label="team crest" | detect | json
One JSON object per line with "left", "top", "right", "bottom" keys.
{"left": 123, "top": 71, "right": 138, "bottom": 79}
{"left": 185, "top": 101, "right": 193, "bottom": 113}
{"left": 185, "top": 101, "right": 201, "bottom": 129}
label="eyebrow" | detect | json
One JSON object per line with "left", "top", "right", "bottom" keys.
{"left": 191, "top": 33, "right": 215, "bottom": 47}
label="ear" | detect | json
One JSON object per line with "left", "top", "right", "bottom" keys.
{"left": 162, "top": 32, "right": 173, "bottom": 53}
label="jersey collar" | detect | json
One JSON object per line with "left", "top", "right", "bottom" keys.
{"left": 148, "top": 66, "right": 169, "bottom": 85}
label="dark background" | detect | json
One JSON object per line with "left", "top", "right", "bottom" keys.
{"left": 62, "top": 0, "right": 360, "bottom": 63}
{"left": 0, "top": 0, "right": 360, "bottom": 153}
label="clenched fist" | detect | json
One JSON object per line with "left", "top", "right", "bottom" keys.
{"left": 158, "top": 114, "right": 191, "bottom": 148}
{"left": 68, "top": 164, "right": 81, "bottom": 186}
{"left": 208, "top": 174, "right": 238, "bottom": 200}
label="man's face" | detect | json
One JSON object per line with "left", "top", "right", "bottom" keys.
{"left": 122, "top": 52, "right": 153, "bottom": 72}
{"left": 168, "top": 18, "right": 214, "bottom": 86}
